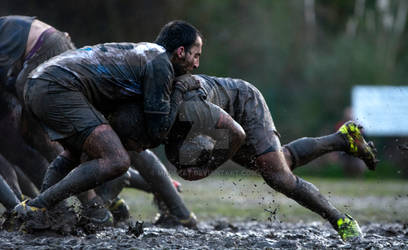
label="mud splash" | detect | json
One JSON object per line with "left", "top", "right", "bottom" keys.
{"left": 0, "top": 220, "right": 406, "bottom": 249}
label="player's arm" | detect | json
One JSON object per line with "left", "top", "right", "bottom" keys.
{"left": 143, "top": 57, "right": 199, "bottom": 146}
{"left": 173, "top": 111, "right": 246, "bottom": 181}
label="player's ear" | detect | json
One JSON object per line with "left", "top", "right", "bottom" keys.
{"left": 175, "top": 46, "right": 185, "bottom": 59}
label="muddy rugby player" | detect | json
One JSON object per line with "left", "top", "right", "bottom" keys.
{"left": 0, "top": 16, "right": 131, "bottom": 225}
{"left": 111, "top": 74, "right": 378, "bottom": 241}
{"left": 0, "top": 15, "right": 74, "bottom": 210}
{"left": 10, "top": 21, "right": 202, "bottom": 227}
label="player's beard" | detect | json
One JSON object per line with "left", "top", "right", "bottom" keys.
{"left": 173, "top": 56, "right": 190, "bottom": 76}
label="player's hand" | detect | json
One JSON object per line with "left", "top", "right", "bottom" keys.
{"left": 174, "top": 74, "right": 201, "bottom": 92}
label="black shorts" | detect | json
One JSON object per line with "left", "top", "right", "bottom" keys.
{"left": 24, "top": 78, "right": 108, "bottom": 152}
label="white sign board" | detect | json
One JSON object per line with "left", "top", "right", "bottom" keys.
{"left": 352, "top": 86, "right": 408, "bottom": 136}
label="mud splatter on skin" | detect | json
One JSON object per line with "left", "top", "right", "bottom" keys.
{"left": 0, "top": 220, "right": 406, "bottom": 249}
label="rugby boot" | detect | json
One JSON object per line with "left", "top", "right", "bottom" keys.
{"left": 337, "top": 214, "right": 362, "bottom": 241}
{"left": 11, "top": 200, "right": 50, "bottom": 231}
{"left": 12, "top": 199, "right": 46, "bottom": 218}
{"left": 109, "top": 197, "right": 130, "bottom": 224}
{"left": 338, "top": 121, "right": 378, "bottom": 170}
{"left": 82, "top": 196, "right": 114, "bottom": 227}
{"left": 154, "top": 211, "right": 198, "bottom": 229}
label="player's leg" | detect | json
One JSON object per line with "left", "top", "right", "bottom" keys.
{"left": 25, "top": 124, "right": 130, "bottom": 211}
{"left": 129, "top": 150, "right": 197, "bottom": 228}
{"left": 0, "top": 175, "right": 21, "bottom": 210}
{"left": 0, "top": 154, "right": 23, "bottom": 202}
{"left": 283, "top": 121, "right": 377, "bottom": 170}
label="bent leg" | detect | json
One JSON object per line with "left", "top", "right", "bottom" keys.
{"left": 29, "top": 124, "right": 130, "bottom": 209}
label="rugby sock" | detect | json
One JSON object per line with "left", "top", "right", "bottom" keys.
{"left": 131, "top": 150, "right": 191, "bottom": 219}
{"left": 0, "top": 175, "right": 20, "bottom": 210}
{"left": 264, "top": 174, "right": 343, "bottom": 230}
{"left": 40, "top": 155, "right": 78, "bottom": 192}
{"left": 31, "top": 158, "right": 122, "bottom": 209}
{"left": 284, "top": 133, "right": 345, "bottom": 169}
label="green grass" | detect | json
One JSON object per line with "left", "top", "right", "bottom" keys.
{"left": 121, "top": 175, "right": 408, "bottom": 224}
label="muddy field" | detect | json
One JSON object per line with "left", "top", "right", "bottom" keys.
{"left": 0, "top": 220, "right": 407, "bottom": 249}
{"left": 0, "top": 177, "right": 407, "bottom": 249}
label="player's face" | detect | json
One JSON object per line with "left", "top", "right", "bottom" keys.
{"left": 173, "top": 35, "right": 202, "bottom": 76}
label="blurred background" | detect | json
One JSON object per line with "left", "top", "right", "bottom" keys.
{"left": 2, "top": 0, "right": 408, "bottom": 179}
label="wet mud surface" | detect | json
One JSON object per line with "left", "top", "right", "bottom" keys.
{"left": 0, "top": 220, "right": 406, "bottom": 249}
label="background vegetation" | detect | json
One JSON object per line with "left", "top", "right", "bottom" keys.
{"left": 2, "top": 0, "right": 408, "bottom": 178}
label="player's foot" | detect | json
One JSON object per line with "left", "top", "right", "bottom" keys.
{"left": 10, "top": 200, "right": 49, "bottom": 231}
{"left": 82, "top": 196, "right": 113, "bottom": 227}
{"left": 337, "top": 214, "right": 362, "bottom": 241}
{"left": 12, "top": 199, "right": 46, "bottom": 218}
{"left": 338, "top": 121, "right": 378, "bottom": 170}
{"left": 154, "top": 212, "right": 198, "bottom": 229}
{"left": 109, "top": 197, "right": 130, "bottom": 224}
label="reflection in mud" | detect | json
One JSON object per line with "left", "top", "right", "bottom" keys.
{"left": 0, "top": 220, "right": 406, "bottom": 249}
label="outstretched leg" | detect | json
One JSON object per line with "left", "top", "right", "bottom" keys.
{"left": 254, "top": 135, "right": 362, "bottom": 241}
{"left": 283, "top": 121, "right": 377, "bottom": 171}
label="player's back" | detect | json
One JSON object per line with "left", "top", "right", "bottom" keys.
{"left": 194, "top": 74, "right": 261, "bottom": 122}
{"left": 30, "top": 42, "right": 169, "bottom": 110}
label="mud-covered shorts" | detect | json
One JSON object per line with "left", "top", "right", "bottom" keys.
{"left": 24, "top": 77, "right": 108, "bottom": 152}
{"left": 178, "top": 88, "right": 281, "bottom": 170}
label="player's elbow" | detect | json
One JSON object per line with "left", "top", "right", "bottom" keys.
{"left": 230, "top": 123, "right": 246, "bottom": 148}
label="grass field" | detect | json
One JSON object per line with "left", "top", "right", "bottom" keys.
{"left": 122, "top": 174, "right": 408, "bottom": 224}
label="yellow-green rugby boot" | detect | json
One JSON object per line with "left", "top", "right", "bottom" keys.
{"left": 338, "top": 121, "right": 378, "bottom": 170}
{"left": 337, "top": 214, "right": 362, "bottom": 241}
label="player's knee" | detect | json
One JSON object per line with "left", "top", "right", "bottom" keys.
{"left": 109, "top": 152, "right": 131, "bottom": 176}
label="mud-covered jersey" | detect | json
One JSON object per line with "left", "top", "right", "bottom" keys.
{"left": 0, "top": 15, "right": 35, "bottom": 84}
{"left": 30, "top": 42, "right": 174, "bottom": 114}
{"left": 191, "top": 75, "right": 277, "bottom": 158}
{"left": 194, "top": 74, "right": 260, "bottom": 124}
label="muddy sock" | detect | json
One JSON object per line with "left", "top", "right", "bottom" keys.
{"left": 131, "top": 150, "right": 190, "bottom": 219}
{"left": 95, "top": 171, "right": 131, "bottom": 204}
{"left": 41, "top": 155, "right": 78, "bottom": 192}
{"left": 0, "top": 175, "right": 20, "bottom": 210}
{"left": 127, "top": 168, "right": 152, "bottom": 193}
{"left": 284, "top": 133, "right": 345, "bottom": 169}
{"left": 286, "top": 177, "right": 343, "bottom": 230}
{"left": 31, "top": 159, "right": 122, "bottom": 209}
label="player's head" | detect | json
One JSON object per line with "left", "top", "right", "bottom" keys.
{"left": 155, "top": 20, "right": 203, "bottom": 75}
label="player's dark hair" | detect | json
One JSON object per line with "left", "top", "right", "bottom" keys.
{"left": 155, "top": 20, "right": 202, "bottom": 53}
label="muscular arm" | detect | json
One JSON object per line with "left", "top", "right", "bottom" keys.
{"left": 171, "top": 111, "right": 246, "bottom": 181}
{"left": 144, "top": 88, "right": 185, "bottom": 147}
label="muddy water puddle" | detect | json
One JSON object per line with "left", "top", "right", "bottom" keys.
{"left": 0, "top": 220, "right": 406, "bottom": 249}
